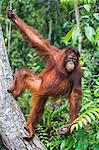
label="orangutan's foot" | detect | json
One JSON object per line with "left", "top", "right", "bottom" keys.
{"left": 24, "top": 123, "right": 35, "bottom": 140}
{"left": 57, "top": 123, "right": 71, "bottom": 135}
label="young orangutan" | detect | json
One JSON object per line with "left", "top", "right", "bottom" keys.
{"left": 8, "top": 10, "right": 82, "bottom": 138}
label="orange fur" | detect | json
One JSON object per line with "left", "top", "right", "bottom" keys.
{"left": 8, "top": 11, "right": 82, "bottom": 138}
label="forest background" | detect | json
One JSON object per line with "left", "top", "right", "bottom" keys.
{"left": 0, "top": 0, "right": 99, "bottom": 149}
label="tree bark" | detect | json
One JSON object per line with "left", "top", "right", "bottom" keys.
{"left": 74, "top": 3, "right": 82, "bottom": 52}
{"left": 48, "top": 18, "right": 52, "bottom": 42}
{"left": 0, "top": 24, "right": 47, "bottom": 150}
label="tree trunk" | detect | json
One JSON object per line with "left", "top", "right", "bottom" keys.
{"left": 48, "top": 18, "right": 52, "bottom": 42}
{"left": 74, "top": 3, "right": 82, "bottom": 52}
{"left": 0, "top": 24, "right": 47, "bottom": 150}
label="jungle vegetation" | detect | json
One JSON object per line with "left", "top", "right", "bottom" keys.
{"left": 0, "top": 0, "right": 99, "bottom": 149}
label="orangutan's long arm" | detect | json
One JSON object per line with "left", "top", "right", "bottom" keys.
{"left": 8, "top": 10, "right": 60, "bottom": 60}
{"left": 69, "top": 84, "right": 82, "bottom": 123}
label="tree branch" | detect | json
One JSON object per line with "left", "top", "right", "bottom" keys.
{"left": 74, "top": 3, "right": 83, "bottom": 52}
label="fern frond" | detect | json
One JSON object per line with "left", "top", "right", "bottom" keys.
{"left": 36, "top": 124, "right": 49, "bottom": 145}
{"left": 52, "top": 102, "right": 68, "bottom": 118}
{"left": 70, "top": 108, "right": 99, "bottom": 133}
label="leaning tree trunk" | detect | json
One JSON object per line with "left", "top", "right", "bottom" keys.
{"left": 0, "top": 24, "right": 47, "bottom": 150}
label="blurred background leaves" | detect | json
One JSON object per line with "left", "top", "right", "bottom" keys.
{"left": 0, "top": 0, "right": 99, "bottom": 149}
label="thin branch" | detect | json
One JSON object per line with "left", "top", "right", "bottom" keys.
{"left": 48, "top": 18, "right": 52, "bottom": 41}
{"left": 74, "top": 3, "right": 83, "bottom": 52}
{"left": 7, "top": 0, "right": 12, "bottom": 53}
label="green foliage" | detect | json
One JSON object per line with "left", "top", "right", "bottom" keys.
{"left": 61, "top": 26, "right": 74, "bottom": 45}
{"left": 36, "top": 124, "right": 49, "bottom": 146}
{"left": 1, "top": 0, "right": 99, "bottom": 149}
{"left": 52, "top": 103, "right": 68, "bottom": 118}
{"left": 18, "top": 91, "right": 31, "bottom": 117}
{"left": 84, "top": 25, "right": 96, "bottom": 43}
{"left": 71, "top": 108, "right": 99, "bottom": 133}
{"left": 61, "top": 24, "right": 80, "bottom": 46}
{"left": 84, "top": 4, "right": 91, "bottom": 11}
{"left": 61, "top": 0, "right": 97, "bottom": 5}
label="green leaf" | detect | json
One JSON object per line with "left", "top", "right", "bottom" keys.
{"left": 81, "top": 101, "right": 94, "bottom": 111}
{"left": 84, "top": 115, "right": 91, "bottom": 123}
{"left": 84, "top": 25, "right": 96, "bottom": 43}
{"left": 78, "top": 120, "right": 83, "bottom": 128}
{"left": 81, "top": 15, "right": 89, "bottom": 19}
{"left": 95, "top": 108, "right": 99, "bottom": 112}
{"left": 91, "top": 109, "right": 99, "bottom": 117}
{"left": 80, "top": 117, "right": 87, "bottom": 125}
{"left": 94, "top": 89, "right": 99, "bottom": 97}
{"left": 87, "top": 0, "right": 96, "bottom": 4}
{"left": 84, "top": 4, "right": 91, "bottom": 11}
{"left": 93, "top": 13, "right": 99, "bottom": 21}
{"left": 61, "top": 0, "right": 96, "bottom": 4}
{"left": 61, "top": 26, "right": 74, "bottom": 45}
{"left": 87, "top": 112, "right": 95, "bottom": 120}
{"left": 72, "top": 25, "right": 80, "bottom": 45}
{"left": 93, "top": 143, "right": 99, "bottom": 150}
{"left": 70, "top": 123, "right": 78, "bottom": 133}
{"left": 95, "top": 27, "right": 99, "bottom": 46}
{"left": 53, "top": 139, "right": 62, "bottom": 148}
{"left": 60, "top": 139, "right": 68, "bottom": 150}
{"left": 68, "top": 139, "right": 75, "bottom": 149}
